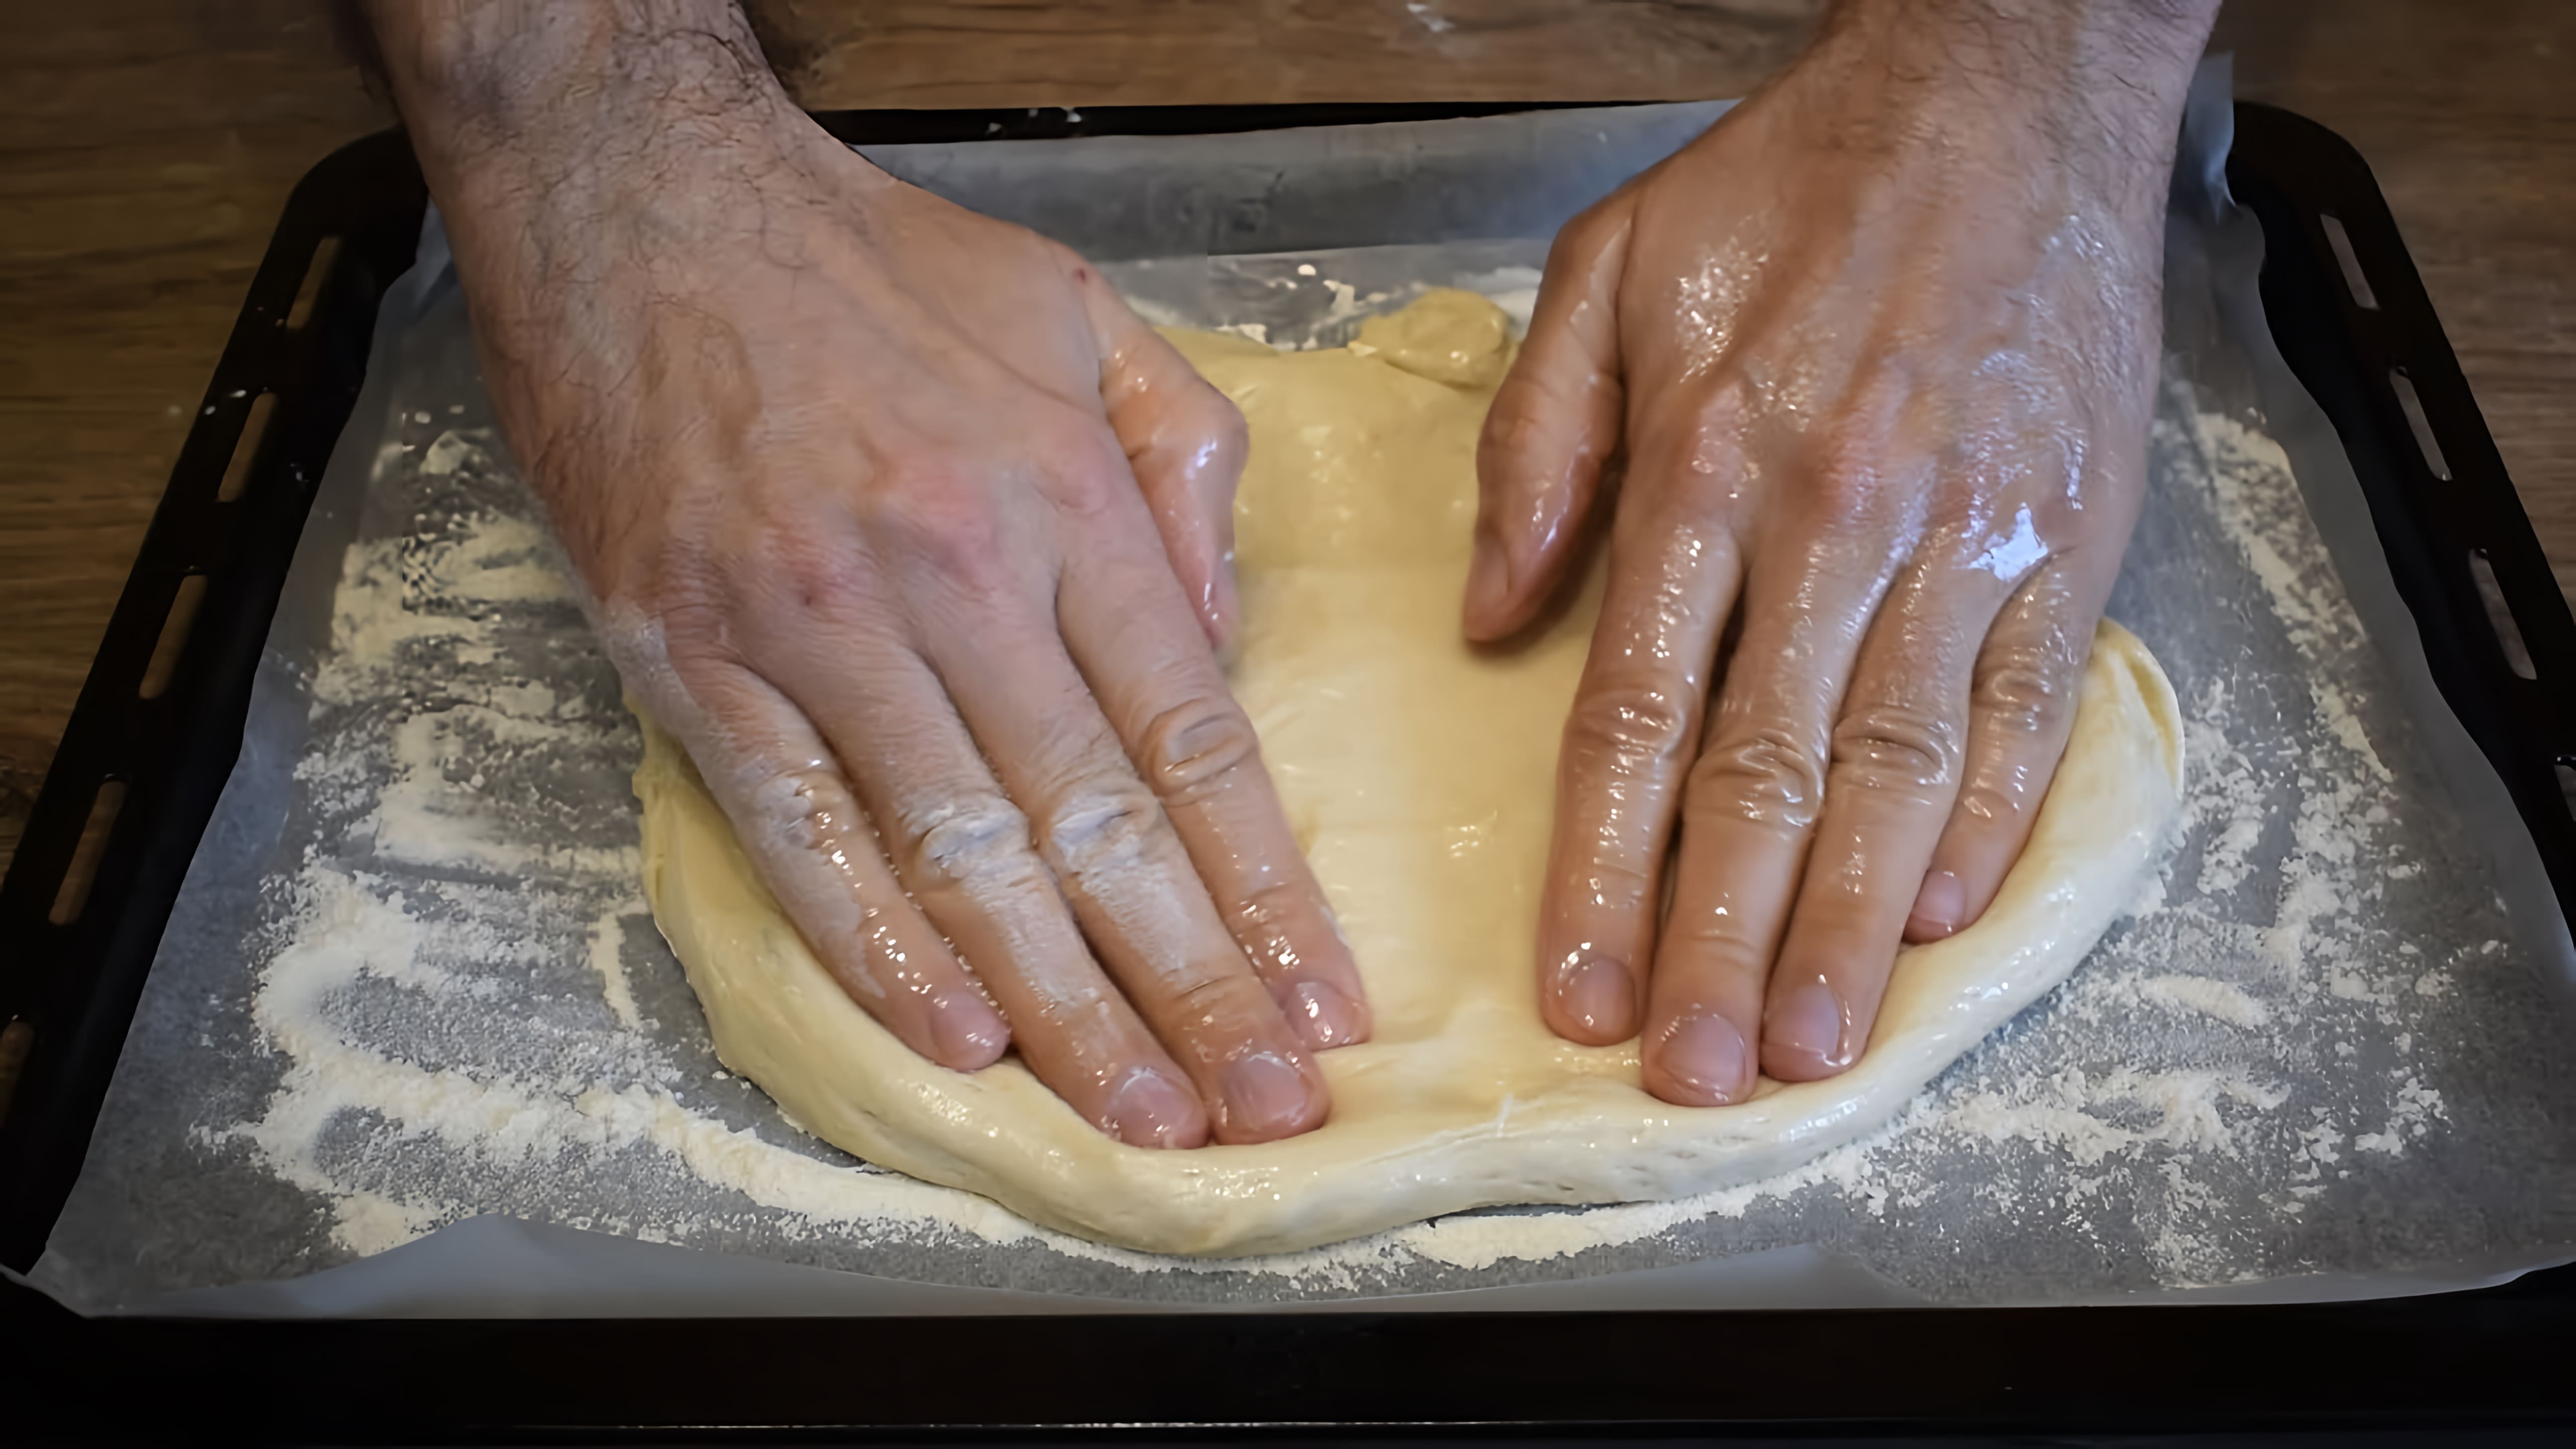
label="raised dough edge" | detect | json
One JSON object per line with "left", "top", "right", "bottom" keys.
{"left": 633, "top": 620, "right": 2182, "bottom": 1257}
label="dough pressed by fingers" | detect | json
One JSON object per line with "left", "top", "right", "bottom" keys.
{"left": 632, "top": 289, "right": 2184, "bottom": 1257}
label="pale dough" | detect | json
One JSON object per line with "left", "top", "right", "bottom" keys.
{"left": 633, "top": 290, "right": 2184, "bottom": 1257}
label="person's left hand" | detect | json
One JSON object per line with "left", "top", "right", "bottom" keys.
{"left": 1464, "top": 2, "right": 2211, "bottom": 1104}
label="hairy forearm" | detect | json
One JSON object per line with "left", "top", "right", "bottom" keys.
{"left": 362, "top": 1, "right": 793, "bottom": 206}
{"left": 355, "top": 1, "right": 852, "bottom": 528}
{"left": 1821, "top": 0, "right": 2219, "bottom": 102}
{"left": 1802, "top": 0, "right": 2219, "bottom": 209}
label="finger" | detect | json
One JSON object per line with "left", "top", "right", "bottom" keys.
{"left": 1906, "top": 556, "right": 2097, "bottom": 942}
{"left": 926, "top": 622, "right": 1334, "bottom": 1143}
{"left": 1753, "top": 554, "right": 2008, "bottom": 1085}
{"left": 653, "top": 644, "right": 1010, "bottom": 1074}
{"left": 1641, "top": 503, "right": 1906, "bottom": 1104}
{"left": 1055, "top": 507, "right": 1372, "bottom": 1054}
{"left": 1079, "top": 264, "right": 1248, "bottom": 649}
{"left": 1534, "top": 430, "right": 1743, "bottom": 1048}
{"left": 1466, "top": 192, "right": 1634, "bottom": 641}
{"left": 742, "top": 579, "right": 1211, "bottom": 1150}
{"left": 903, "top": 446, "right": 1332, "bottom": 1144}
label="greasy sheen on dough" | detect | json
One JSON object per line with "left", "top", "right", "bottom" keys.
{"left": 633, "top": 290, "right": 2184, "bottom": 1257}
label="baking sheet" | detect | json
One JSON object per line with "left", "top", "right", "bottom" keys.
{"left": 26, "top": 72, "right": 2576, "bottom": 1316}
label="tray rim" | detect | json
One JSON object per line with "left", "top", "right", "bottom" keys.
{"left": 0, "top": 99, "right": 2567, "bottom": 1438}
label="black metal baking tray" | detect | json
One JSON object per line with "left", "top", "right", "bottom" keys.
{"left": 1, "top": 101, "right": 2570, "bottom": 1440}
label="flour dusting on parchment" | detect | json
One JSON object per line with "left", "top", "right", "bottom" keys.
{"left": 166, "top": 357, "right": 2522, "bottom": 1306}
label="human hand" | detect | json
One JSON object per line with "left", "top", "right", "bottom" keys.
{"left": 371, "top": 4, "right": 1367, "bottom": 1146}
{"left": 1467, "top": 0, "right": 2216, "bottom": 1102}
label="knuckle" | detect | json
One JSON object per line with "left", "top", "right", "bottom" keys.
{"left": 1138, "top": 695, "right": 1262, "bottom": 807}
{"left": 1803, "top": 406, "right": 1908, "bottom": 521}
{"left": 1973, "top": 638, "right": 2076, "bottom": 737}
{"left": 740, "top": 765, "right": 870, "bottom": 857}
{"left": 1804, "top": 452, "right": 1886, "bottom": 524}
{"left": 1684, "top": 374, "right": 1756, "bottom": 436}
{"left": 762, "top": 533, "right": 875, "bottom": 619}
{"left": 1484, "top": 347, "right": 1621, "bottom": 468}
{"left": 1195, "top": 386, "right": 1250, "bottom": 470}
{"left": 654, "top": 597, "right": 735, "bottom": 665}
{"left": 907, "top": 795, "right": 1044, "bottom": 893}
{"left": 1049, "top": 458, "right": 1126, "bottom": 520}
{"left": 1034, "top": 777, "right": 1171, "bottom": 885}
{"left": 1163, "top": 967, "right": 1272, "bottom": 1035}
{"left": 1229, "top": 878, "right": 1323, "bottom": 959}
{"left": 1032, "top": 413, "right": 1134, "bottom": 518}
{"left": 1949, "top": 781, "right": 2027, "bottom": 831}
{"left": 860, "top": 467, "right": 1015, "bottom": 598}
{"left": 1001, "top": 974, "right": 1114, "bottom": 1037}
{"left": 1567, "top": 850, "right": 1657, "bottom": 914}
{"left": 1551, "top": 192, "right": 1630, "bottom": 268}
{"left": 1629, "top": 377, "right": 1748, "bottom": 470}
{"left": 1656, "top": 910, "right": 1768, "bottom": 973}
{"left": 1830, "top": 701, "right": 1961, "bottom": 801}
{"left": 1563, "top": 677, "right": 1698, "bottom": 774}
{"left": 1685, "top": 725, "right": 1828, "bottom": 832}
{"left": 1478, "top": 383, "right": 1552, "bottom": 472}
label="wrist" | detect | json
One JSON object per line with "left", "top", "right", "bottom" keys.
{"left": 366, "top": 1, "right": 798, "bottom": 205}
{"left": 1796, "top": 0, "right": 2217, "bottom": 208}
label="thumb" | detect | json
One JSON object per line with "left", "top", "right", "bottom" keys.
{"left": 1466, "top": 195, "right": 1633, "bottom": 641}
{"left": 1079, "top": 267, "right": 1246, "bottom": 649}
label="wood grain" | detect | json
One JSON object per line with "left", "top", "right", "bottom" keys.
{"left": 3, "top": 1, "right": 2570, "bottom": 875}
{"left": 748, "top": 0, "right": 1819, "bottom": 107}
{"left": 2217, "top": 2, "right": 2576, "bottom": 602}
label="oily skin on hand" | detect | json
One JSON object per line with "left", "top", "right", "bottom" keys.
{"left": 369, "top": 3, "right": 1369, "bottom": 1148}
{"left": 373, "top": 0, "right": 2218, "bottom": 1142}
{"left": 1469, "top": 0, "right": 2219, "bottom": 1104}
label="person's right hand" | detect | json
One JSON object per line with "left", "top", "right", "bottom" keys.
{"left": 372, "top": 5, "right": 1369, "bottom": 1147}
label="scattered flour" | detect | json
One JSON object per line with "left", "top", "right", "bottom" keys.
{"left": 586, "top": 904, "right": 646, "bottom": 1032}
{"left": 1948, "top": 1067, "right": 2289, "bottom": 1164}
{"left": 191, "top": 371, "right": 2478, "bottom": 1303}
{"left": 2136, "top": 975, "right": 2272, "bottom": 1029}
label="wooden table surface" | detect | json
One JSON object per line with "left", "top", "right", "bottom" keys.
{"left": 4, "top": 1, "right": 2570, "bottom": 874}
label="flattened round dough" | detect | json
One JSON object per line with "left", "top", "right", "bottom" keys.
{"left": 633, "top": 291, "right": 2184, "bottom": 1257}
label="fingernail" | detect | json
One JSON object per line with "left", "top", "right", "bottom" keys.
{"left": 1218, "top": 1051, "right": 1316, "bottom": 1137}
{"left": 1553, "top": 955, "right": 1636, "bottom": 1040}
{"left": 1290, "top": 979, "right": 1370, "bottom": 1049}
{"left": 1656, "top": 1012, "right": 1749, "bottom": 1105}
{"left": 1764, "top": 979, "right": 1851, "bottom": 1074}
{"left": 1099, "top": 1068, "right": 1205, "bottom": 1150}
{"left": 1464, "top": 533, "right": 1511, "bottom": 627}
{"left": 1908, "top": 869, "right": 1967, "bottom": 941}
{"left": 928, "top": 990, "right": 1008, "bottom": 1069}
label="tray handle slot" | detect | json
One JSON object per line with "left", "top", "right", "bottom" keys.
{"left": 2318, "top": 213, "right": 2380, "bottom": 311}
{"left": 285, "top": 235, "right": 342, "bottom": 332}
{"left": 137, "top": 574, "right": 209, "bottom": 700}
{"left": 0, "top": 126, "right": 431, "bottom": 1270}
{"left": 2233, "top": 102, "right": 2576, "bottom": 928}
{"left": 2469, "top": 549, "right": 2539, "bottom": 682}
{"left": 43, "top": 781, "right": 125, "bottom": 929}
{"left": 214, "top": 392, "right": 276, "bottom": 505}
{"left": 2386, "top": 367, "right": 2451, "bottom": 480}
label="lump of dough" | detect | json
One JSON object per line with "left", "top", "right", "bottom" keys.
{"left": 1353, "top": 285, "right": 1515, "bottom": 388}
{"left": 633, "top": 290, "right": 2183, "bottom": 1257}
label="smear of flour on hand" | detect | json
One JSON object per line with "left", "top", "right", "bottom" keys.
{"left": 214, "top": 390, "right": 2460, "bottom": 1298}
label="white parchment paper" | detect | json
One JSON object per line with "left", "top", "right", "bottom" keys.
{"left": 29, "top": 73, "right": 2576, "bottom": 1316}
